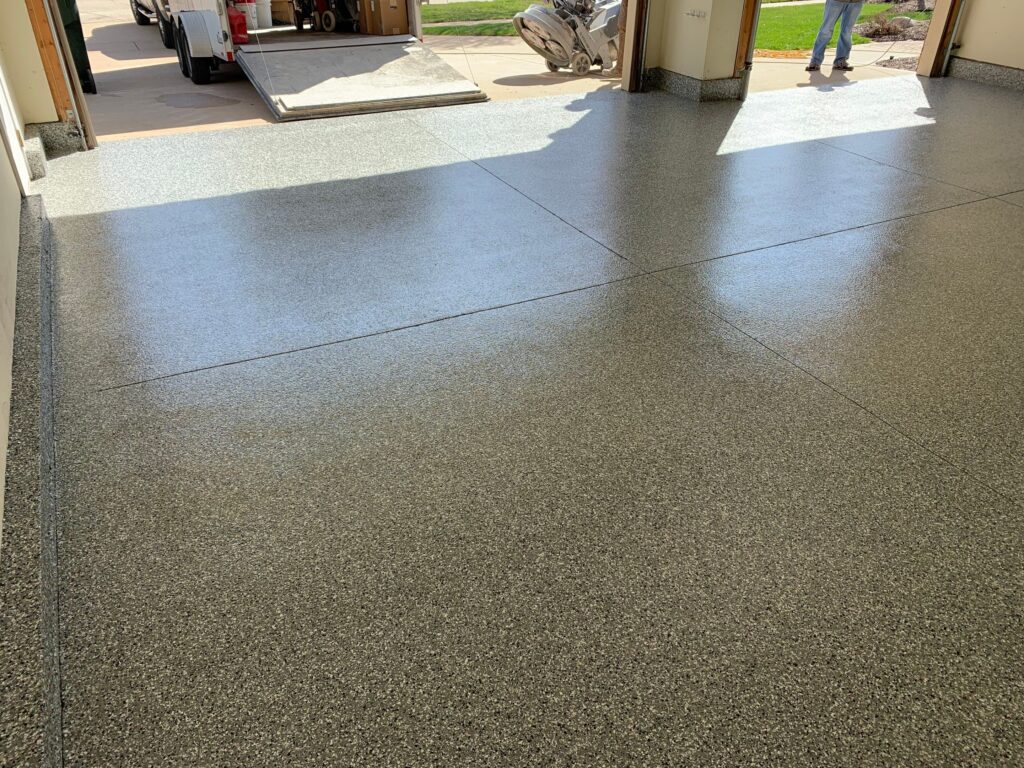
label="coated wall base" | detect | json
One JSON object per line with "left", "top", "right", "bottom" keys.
{"left": 645, "top": 67, "right": 743, "bottom": 101}
{"left": 948, "top": 57, "right": 1024, "bottom": 93}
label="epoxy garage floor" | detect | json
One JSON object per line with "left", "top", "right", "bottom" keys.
{"left": 36, "top": 76, "right": 1024, "bottom": 766}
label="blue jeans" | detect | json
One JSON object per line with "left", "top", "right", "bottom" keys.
{"left": 810, "top": 0, "right": 863, "bottom": 65}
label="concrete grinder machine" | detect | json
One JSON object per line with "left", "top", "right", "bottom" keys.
{"left": 513, "top": 0, "right": 623, "bottom": 76}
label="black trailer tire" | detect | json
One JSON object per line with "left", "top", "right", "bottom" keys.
{"left": 189, "top": 54, "right": 213, "bottom": 85}
{"left": 157, "top": 12, "right": 175, "bottom": 49}
{"left": 130, "top": 0, "right": 151, "bottom": 25}
{"left": 176, "top": 23, "right": 213, "bottom": 85}
{"left": 174, "top": 24, "right": 190, "bottom": 77}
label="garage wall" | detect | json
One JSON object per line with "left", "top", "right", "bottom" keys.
{"left": 642, "top": 0, "right": 666, "bottom": 74}
{"left": 645, "top": 0, "right": 743, "bottom": 80}
{"left": 0, "top": 0, "right": 57, "bottom": 125}
{"left": 0, "top": 9, "right": 33, "bottom": 525}
{"left": 0, "top": 116, "right": 20, "bottom": 520}
{"left": 955, "top": 0, "right": 1024, "bottom": 70}
{"left": 703, "top": 1, "right": 744, "bottom": 80}
{"left": 652, "top": 0, "right": 709, "bottom": 79}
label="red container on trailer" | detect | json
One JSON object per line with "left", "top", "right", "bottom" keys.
{"left": 227, "top": 4, "right": 249, "bottom": 43}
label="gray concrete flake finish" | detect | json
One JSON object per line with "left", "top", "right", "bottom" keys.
{"left": 817, "top": 79, "right": 1024, "bottom": 197}
{"left": 33, "top": 76, "right": 1024, "bottom": 768}
{"left": 34, "top": 110, "right": 460, "bottom": 215}
{"left": 407, "top": 85, "right": 984, "bottom": 269}
{"left": 42, "top": 77, "right": 1017, "bottom": 395}
{"left": 661, "top": 199, "right": 1024, "bottom": 501}
{"left": 56, "top": 279, "right": 1020, "bottom": 767}
{"left": 42, "top": 117, "right": 635, "bottom": 390}
{"left": 1, "top": 198, "right": 51, "bottom": 768}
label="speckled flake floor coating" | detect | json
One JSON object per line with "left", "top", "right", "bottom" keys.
{"left": 34, "top": 76, "right": 1024, "bottom": 766}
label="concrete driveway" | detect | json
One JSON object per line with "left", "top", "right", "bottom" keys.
{"left": 78, "top": 0, "right": 618, "bottom": 141}
{"left": 80, "top": 0, "right": 275, "bottom": 139}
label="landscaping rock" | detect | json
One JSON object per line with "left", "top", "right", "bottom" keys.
{"left": 854, "top": 18, "right": 929, "bottom": 42}
{"left": 889, "top": 0, "right": 934, "bottom": 12}
{"left": 889, "top": 15, "right": 915, "bottom": 29}
{"left": 877, "top": 56, "right": 920, "bottom": 71}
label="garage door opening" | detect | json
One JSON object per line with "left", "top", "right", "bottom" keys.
{"left": 77, "top": 0, "right": 634, "bottom": 142}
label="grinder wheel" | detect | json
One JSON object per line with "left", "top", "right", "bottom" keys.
{"left": 571, "top": 51, "right": 592, "bottom": 77}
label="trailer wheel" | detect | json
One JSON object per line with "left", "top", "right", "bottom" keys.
{"left": 174, "top": 24, "right": 190, "bottom": 78}
{"left": 177, "top": 24, "right": 213, "bottom": 85}
{"left": 311, "top": 11, "right": 322, "bottom": 30}
{"left": 322, "top": 10, "right": 337, "bottom": 32}
{"left": 157, "top": 11, "right": 175, "bottom": 49}
{"left": 130, "top": 0, "right": 150, "bottom": 25}
{"left": 188, "top": 54, "right": 213, "bottom": 85}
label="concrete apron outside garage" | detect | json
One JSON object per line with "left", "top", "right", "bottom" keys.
{"left": 80, "top": 0, "right": 274, "bottom": 138}
{"left": 82, "top": 5, "right": 485, "bottom": 128}
{"left": 78, "top": 0, "right": 615, "bottom": 141}
{"left": 31, "top": 73, "right": 1024, "bottom": 765}
{"left": 750, "top": 41, "right": 925, "bottom": 93}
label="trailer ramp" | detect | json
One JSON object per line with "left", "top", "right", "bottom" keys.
{"left": 236, "top": 35, "right": 486, "bottom": 120}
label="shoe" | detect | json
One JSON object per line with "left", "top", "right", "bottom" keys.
{"left": 805, "top": 63, "right": 820, "bottom": 71}
{"left": 833, "top": 60, "right": 854, "bottom": 72}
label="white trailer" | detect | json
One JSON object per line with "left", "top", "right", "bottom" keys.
{"left": 167, "top": 0, "right": 485, "bottom": 118}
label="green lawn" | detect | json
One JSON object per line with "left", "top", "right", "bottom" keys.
{"left": 756, "top": 2, "right": 887, "bottom": 50}
{"left": 424, "top": 2, "right": 931, "bottom": 48}
{"left": 418, "top": 0, "right": 862, "bottom": 19}
{"left": 421, "top": 0, "right": 531, "bottom": 24}
{"left": 427, "top": 21, "right": 518, "bottom": 35}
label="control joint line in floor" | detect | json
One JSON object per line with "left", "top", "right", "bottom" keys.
{"left": 664, "top": 196, "right": 988, "bottom": 271}
{"left": 40, "top": 215, "right": 67, "bottom": 768}
{"left": 96, "top": 273, "right": 648, "bottom": 393}
{"left": 813, "top": 138, "right": 996, "bottom": 199}
{"left": 409, "top": 115, "right": 994, "bottom": 277}
{"left": 652, "top": 272, "right": 1021, "bottom": 511}
{"left": 94, "top": 199, "right": 992, "bottom": 393}
{"left": 401, "top": 115, "right": 638, "bottom": 267}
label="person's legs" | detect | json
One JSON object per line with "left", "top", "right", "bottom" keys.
{"left": 809, "top": 0, "right": 844, "bottom": 67}
{"left": 834, "top": 2, "right": 864, "bottom": 64}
